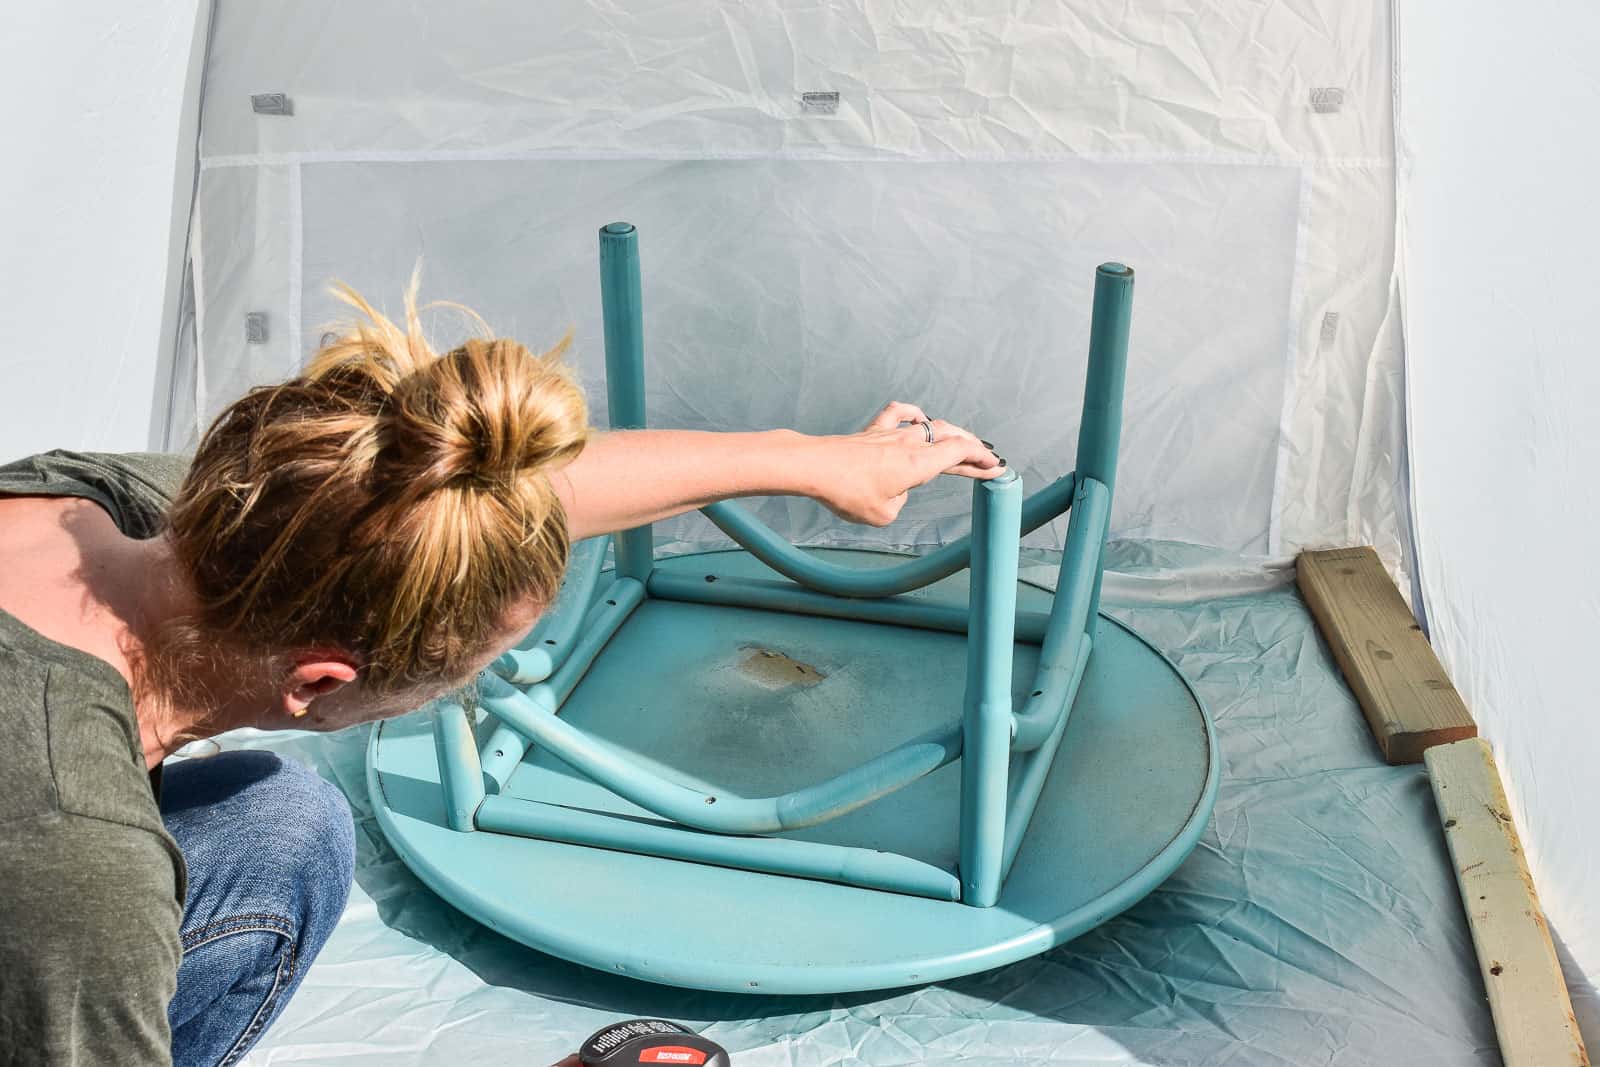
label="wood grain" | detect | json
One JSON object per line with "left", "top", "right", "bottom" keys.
{"left": 1427, "top": 738, "right": 1590, "bottom": 1067}
{"left": 1297, "top": 546, "right": 1476, "bottom": 763}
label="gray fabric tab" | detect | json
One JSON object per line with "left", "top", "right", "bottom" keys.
{"left": 1309, "top": 87, "right": 1344, "bottom": 113}
{"left": 245, "top": 312, "right": 269, "bottom": 344}
{"left": 800, "top": 91, "right": 840, "bottom": 116}
{"left": 251, "top": 92, "right": 293, "bottom": 116}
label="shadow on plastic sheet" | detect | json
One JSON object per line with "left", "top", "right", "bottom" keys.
{"left": 1551, "top": 926, "right": 1600, "bottom": 1053}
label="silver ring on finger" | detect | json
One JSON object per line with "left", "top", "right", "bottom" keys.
{"left": 922, "top": 420, "right": 936, "bottom": 444}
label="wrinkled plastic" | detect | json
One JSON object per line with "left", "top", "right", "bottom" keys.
{"left": 175, "top": 0, "right": 1405, "bottom": 580}
{"left": 230, "top": 583, "right": 1495, "bottom": 1065}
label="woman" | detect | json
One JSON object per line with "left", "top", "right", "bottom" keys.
{"left": 0, "top": 282, "right": 1002, "bottom": 1066}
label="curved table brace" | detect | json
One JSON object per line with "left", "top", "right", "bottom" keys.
{"left": 432, "top": 698, "right": 485, "bottom": 833}
{"left": 648, "top": 571, "right": 1055, "bottom": 644}
{"left": 1003, "top": 633, "right": 1090, "bottom": 880}
{"left": 700, "top": 473, "right": 1075, "bottom": 599}
{"left": 480, "top": 671, "right": 964, "bottom": 835}
{"left": 475, "top": 796, "right": 962, "bottom": 901}
{"left": 494, "top": 534, "right": 613, "bottom": 684}
{"left": 1011, "top": 477, "right": 1111, "bottom": 751}
{"left": 480, "top": 576, "right": 645, "bottom": 792}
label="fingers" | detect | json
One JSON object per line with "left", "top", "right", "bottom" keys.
{"left": 926, "top": 419, "right": 983, "bottom": 448}
{"left": 946, "top": 459, "right": 1008, "bottom": 480}
{"left": 930, "top": 435, "right": 1007, "bottom": 480}
{"left": 867, "top": 400, "right": 929, "bottom": 432}
{"left": 924, "top": 420, "right": 1003, "bottom": 477}
{"left": 864, "top": 406, "right": 990, "bottom": 462}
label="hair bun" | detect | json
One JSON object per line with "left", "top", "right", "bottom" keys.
{"left": 171, "top": 277, "right": 587, "bottom": 693}
{"left": 385, "top": 337, "right": 588, "bottom": 496}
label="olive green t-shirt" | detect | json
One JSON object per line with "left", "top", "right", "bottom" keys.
{"left": 0, "top": 450, "right": 191, "bottom": 1065}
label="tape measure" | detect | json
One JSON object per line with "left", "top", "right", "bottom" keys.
{"left": 577, "top": 1019, "right": 731, "bottom": 1066}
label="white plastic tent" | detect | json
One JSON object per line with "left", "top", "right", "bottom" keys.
{"left": 2, "top": 1, "right": 1594, "bottom": 1062}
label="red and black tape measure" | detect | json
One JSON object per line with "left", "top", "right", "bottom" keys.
{"left": 577, "top": 1019, "right": 730, "bottom": 1066}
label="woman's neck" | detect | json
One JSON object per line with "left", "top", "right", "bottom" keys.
{"left": 105, "top": 532, "right": 280, "bottom": 768}
{"left": 100, "top": 535, "right": 222, "bottom": 768}
{"left": 0, "top": 497, "right": 254, "bottom": 769}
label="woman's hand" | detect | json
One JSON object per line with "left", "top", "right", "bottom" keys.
{"left": 805, "top": 401, "right": 1006, "bottom": 527}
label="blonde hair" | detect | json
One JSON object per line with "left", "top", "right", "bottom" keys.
{"left": 162, "top": 277, "right": 588, "bottom": 694}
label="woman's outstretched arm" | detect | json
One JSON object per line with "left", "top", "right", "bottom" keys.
{"left": 551, "top": 401, "right": 1004, "bottom": 541}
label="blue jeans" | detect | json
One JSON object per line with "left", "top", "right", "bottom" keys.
{"left": 160, "top": 750, "right": 356, "bottom": 1066}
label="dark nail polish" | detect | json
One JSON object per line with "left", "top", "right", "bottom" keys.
{"left": 980, "top": 439, "right": 995, "bottom": 450}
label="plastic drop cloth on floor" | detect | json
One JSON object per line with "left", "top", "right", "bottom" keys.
{"left": 225, "top": 555, "right": 1497, "bottom": 1067}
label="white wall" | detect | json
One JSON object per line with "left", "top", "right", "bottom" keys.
{"left": 1397, "top": 0, "right": 1600, "bottom": 1038}
{"left": 0, "top": 1, "right": 206, "bottom": 460}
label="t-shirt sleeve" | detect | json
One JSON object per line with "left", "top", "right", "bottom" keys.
{"left": 0, "top": 815, "right": 181, "bottom": 1065}
{"left": 0, "top": 450, "right": 191, "bottom": 538}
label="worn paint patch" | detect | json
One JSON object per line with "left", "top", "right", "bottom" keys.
{"left": 735, "top": 646, "right": 827, "bottom": 690}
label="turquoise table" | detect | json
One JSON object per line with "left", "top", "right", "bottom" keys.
{"left": 367, "top": 224, "right": 1218, "bottom": 994}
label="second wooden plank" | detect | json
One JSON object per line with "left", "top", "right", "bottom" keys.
{"left": 1427, "top": 738, "right": 1589, "bottom": 1066}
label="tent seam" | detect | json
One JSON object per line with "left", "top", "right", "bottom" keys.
{"left": 288, "top": 162, "right": 303, "bottom": 370}
{"left": 198, "top": 149, "right": 1393, "bottom": 171}
{"left": 1266, "top": 166, "right": 1315, "bottom": 558}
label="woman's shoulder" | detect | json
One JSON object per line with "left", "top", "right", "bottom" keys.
{"left": 0, "top": 631, "right": 183, "bottom": 895}
{"left": 0, "top": 450, "right": 190, "bottom": 539}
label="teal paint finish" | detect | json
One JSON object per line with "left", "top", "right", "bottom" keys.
{"left": 480, "top": 568, "right": 642, "bottom": 793}
{"left": 1076, "top": 264, "right": 1134, "bottom": 634}
{"left": 371, "top": 240, "right": 1211, "bottom": 991}
{"left": 368, "top": 549, "right": 1218, "bottom": 995}
{"left": 1002, "top": 633, "right": 1088, "bottom": 881}
{"left": 483, "top": 667, "right": 965, "bottom": 837}
{"left": 475, "top": 722, "right": 524, "bottom": 796}
{"left": 699, "top": 471, "right": 1074, "bottom": 599}
{"left": 598, "top": 223, "right": 652, "bottom": 583}
{"left": 1075, "top": 264, "right": 1133, "bottom": 492}
{"left": 491, "top": 534, "right": 611, "bottom": 684}
{"left": 1011, "top": 477, "right": 1109, "bottom": 751}
{"left": 431, "top": 700, "right": 483, "bottom": 832}
{"left": 476, "top": 795, "right": 962, "bottom": 901}
{"left": 647, "top": 570, "right": 1055, "bottom": 642}
{"left": 959, "top": 471, "right": 1022, "bottom": 906}
{"left": 533, "top": 577, "right": 644, "bottom": 709}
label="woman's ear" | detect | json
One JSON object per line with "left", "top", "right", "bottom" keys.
{"left": 283, "top": 659, "right": 361, "bottom": 720}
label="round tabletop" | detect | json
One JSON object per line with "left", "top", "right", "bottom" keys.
{"left": 369, "top": 549, "right": 1217, "bottom": 995}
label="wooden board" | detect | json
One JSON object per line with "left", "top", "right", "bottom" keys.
{"left": 1297, "top": 546, "right": 1476, "bottom": 763}
{"left": 1427, "top": 738, "right": 1590, "bottom": 1067}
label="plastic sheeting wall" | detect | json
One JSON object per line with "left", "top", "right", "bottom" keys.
{"left": 0, "top": 0, "right": 206, "bottom": 460}
{"left": 1396, "top": 0, "right": 1600, "bottom": 1040}
{"left": 174, "top": 0, "right": 1405, "bottom": 576}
